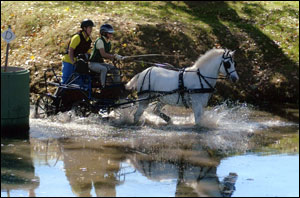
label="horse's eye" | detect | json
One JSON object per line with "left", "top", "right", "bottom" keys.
{"left": 224, "top": 61, "right": 231, "bottom": 69}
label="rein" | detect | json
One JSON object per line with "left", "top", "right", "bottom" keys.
{"left": 123, "top": 54, "right": 184, "bottom": 59}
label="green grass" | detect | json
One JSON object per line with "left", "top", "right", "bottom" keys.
{"left": 229, "top": 1, "right": 299, "bottom": 63}
{"left": 1, "top": 1, "right": 298, "bottom": 62}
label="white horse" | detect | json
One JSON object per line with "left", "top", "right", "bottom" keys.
{"left": 125, "top": 48, "right": 239, "bottom": 125}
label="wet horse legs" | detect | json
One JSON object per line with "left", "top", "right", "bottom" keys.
{"left": 192, "top": 102, "right": 203, "bottom": 125}
{"left": 153, "top": 103, "right": 171, "bottom": 123}
{"left": 134, "top": 100, "right": 149, "bottom": 124}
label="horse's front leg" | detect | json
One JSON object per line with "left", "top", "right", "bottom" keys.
{"left": 134, "top": 100, "right": 149, "bottom": 124}
{"left": 192, "top": 104, "right": 203, "bottom": 125}
{"left": 191, "top": 96, "right": 204, "bottom": 125}
{"left": 153, "top": 102, "right": 171, "bottom": 123}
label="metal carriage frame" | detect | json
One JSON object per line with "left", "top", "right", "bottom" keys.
{"left": 34, "top": 64, "right": 135, "bottom": 118}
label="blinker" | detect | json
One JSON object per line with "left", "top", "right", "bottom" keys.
{"left": 224, "top": 61, "right": 231, "bottom": 69}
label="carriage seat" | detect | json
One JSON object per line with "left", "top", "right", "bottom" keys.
{"left": 74, "top": 56, "right": 121, "bottom": 88}
{"left": 74, "top": 57, "right": 90, "bottom": 75}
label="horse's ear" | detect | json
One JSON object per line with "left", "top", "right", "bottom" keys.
{"left": 230, "top": 50, "right": 236, "bottom": 56}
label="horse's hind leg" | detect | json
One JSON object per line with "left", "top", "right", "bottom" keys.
{"left": 153, "top": 103, "right": 171, "bottom": 123}
{"left": 134, "top": 100, "right": 149, "bottom": 124}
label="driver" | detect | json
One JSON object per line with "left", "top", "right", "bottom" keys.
{"left": 62, "top": 19, "right": 95, "bottom": 84}
{"left": 89, "top": 24, "right": 123, "bottom": 88}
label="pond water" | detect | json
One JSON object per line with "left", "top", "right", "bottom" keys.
{"left": 1, "top": 102, "right": 299, "bottom": 197}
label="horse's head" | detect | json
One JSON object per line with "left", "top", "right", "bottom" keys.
{"left": 219, "top": 49, "right": 239, "bottom": 83}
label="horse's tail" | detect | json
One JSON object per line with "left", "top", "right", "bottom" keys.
{"left": 125, "top": 73, "right": 139, "bottom": 91}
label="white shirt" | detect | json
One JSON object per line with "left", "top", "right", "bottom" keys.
{"left": 95, "top": 39, "right": 105, "bottom": 50}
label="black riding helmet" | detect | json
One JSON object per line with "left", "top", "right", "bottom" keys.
{"left": 100, "top": 24, "right": 114, "bottom": 35}
{"left": 81, "top": 19, "right": 95, "bottom": 29}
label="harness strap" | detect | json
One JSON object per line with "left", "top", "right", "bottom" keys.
{"left": 138, "top": 88, "right": 215, "bottom": 97}
{"left": 197, "top": 69, "right": 204, "bottom": 89}
{"left": 177, "top": 68, "right": 189, "bottom": 108}
{"left": 139, "top": 67, "right": 153, "bottom": 93}
{"left": 148, "top": 67, "right": 152, "bottom": 93}
{"left": 138, "top": 89, "right": 177, "bottom": 97}
{"left": 137, "top": 67, "right": 215, "bottom": 106}
{"left": 197, "top": 69, "right": 215, "bottom": 91}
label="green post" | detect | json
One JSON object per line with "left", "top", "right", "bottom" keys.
{"left": 1, "top": 66, "right": 30, "bottom": 138}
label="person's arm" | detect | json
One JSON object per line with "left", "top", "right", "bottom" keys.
{"left": 99, "top": 48, "right": 115, "bottom": 60}
{"left": 68, "top": 47, "right": 75, "bottom": 64}
{"left": 68, "top": 35, "right": 81, "bottom": 64}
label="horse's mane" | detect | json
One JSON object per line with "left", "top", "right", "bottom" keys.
{"left": 187, "top": 48, "right": 224, "bottom": 70}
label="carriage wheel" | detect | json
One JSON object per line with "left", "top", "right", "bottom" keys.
{"left": 34, "top": 94, "right": 58, "bottom": 118}
{"left": 72, "top": 101, "right": 92, "bottom": 117}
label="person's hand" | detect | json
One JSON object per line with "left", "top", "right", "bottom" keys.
{"left": 84, "top": 53, "right": 90, "bottom": 60}
{"left": 114, "top": 54, "right": 124, "bottom": 61}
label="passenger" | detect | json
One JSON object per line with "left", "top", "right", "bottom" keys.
{"left": 89, "top": 24, "right": 123, "bottom": 88}
{"left": 61, "top": 19, "right": 95, "bottom": 84}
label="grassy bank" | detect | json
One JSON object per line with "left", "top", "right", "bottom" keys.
{"left": 1, "top": 1, "right": 299, "bottom": 106}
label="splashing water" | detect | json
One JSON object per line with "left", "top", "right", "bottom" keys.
{"left": 29, "top": 101, "right": 298, "bottom": 154}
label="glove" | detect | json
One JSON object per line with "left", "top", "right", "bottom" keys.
{"left": 84, "top": 53, "right": 90, "bottom": 60}
{"left": 114, "top": 54, "right": 123, "bottom": 61}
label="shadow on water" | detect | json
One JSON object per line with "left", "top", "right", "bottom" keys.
{"left": 1, "top": 139, "right": 40, "bottom": 197}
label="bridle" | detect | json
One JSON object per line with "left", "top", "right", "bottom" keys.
{"left": 198, "top": 49, "right": 237, "bottom": 80}
{"left": 220, "top": 49, "right": 237, "bottom": 78}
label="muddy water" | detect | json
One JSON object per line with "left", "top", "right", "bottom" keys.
{"left": 1, "top": 102, "right": 299, "bottom": 197}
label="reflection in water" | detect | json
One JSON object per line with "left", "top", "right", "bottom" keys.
{"left": 1, "top": 103, "right": 298, "bottom": 197}
{"left": 30, "top": 138, "right": 125, "bottom": 197}
{"left": 126, "top": 136, "right": 237, "bottom": 197}
{"left": 61, "top": 139, "right": 122, "bottom": 197}
{"left": 1, "top": 139, "right": 40, "bottom": 197}
{"left": 29, "top": 136, "right": 237, "bottom": 197}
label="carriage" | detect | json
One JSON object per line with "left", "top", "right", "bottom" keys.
{"left": 34, "top": 54, "right": 133, "bottom": 118}
{"left": 34, "top": 49, "right": 239, "bottom": 125}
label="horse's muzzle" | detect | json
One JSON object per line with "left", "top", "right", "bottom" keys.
{"left": 230, "top": 75, "right": 239, "bottom": 83}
